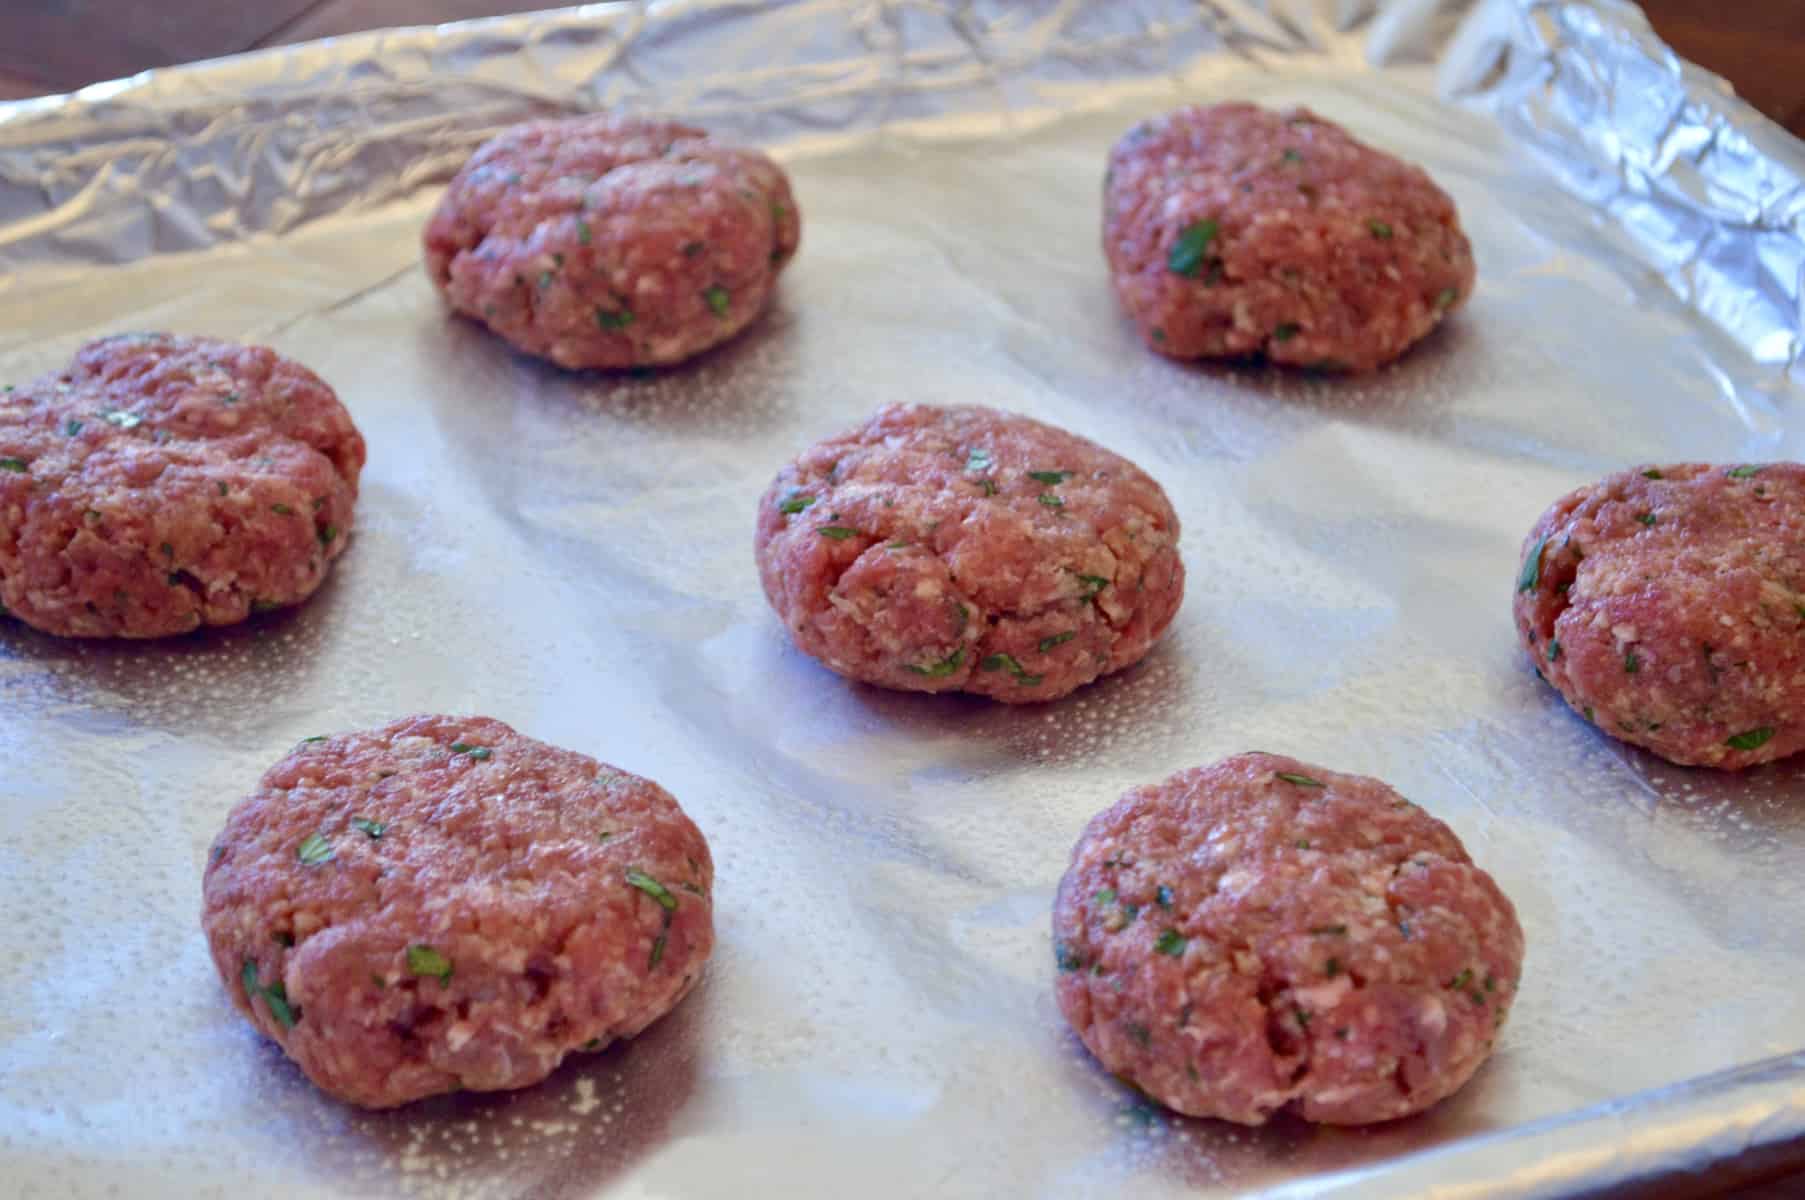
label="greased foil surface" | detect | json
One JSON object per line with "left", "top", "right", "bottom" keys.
{"left": 2, "top": 1, "right": 1802, "bottom": 1197}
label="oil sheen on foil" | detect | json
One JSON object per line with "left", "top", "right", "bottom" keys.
{"left": 1, "top": 2, "right": 1802, "bottom": 1197}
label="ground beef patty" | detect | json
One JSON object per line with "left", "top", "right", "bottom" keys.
{"left": 1053, "top": 753, "right": 1523, "bottom": 1126}
{"left": 755, "top": 404, "right": 1184, "bottom": 702}
{"left": 0, "top": 334, "right": 364, "bottom": 638}
{"left": 424, "top": 113, "right": 800, "bottom": 370}
{"left": 1514, "top": 463, "right": 1805, "bottom": 769}
{"left": 202, "top": 715, "right": 714, "bottom": 1109}
{"left": 1104, "top": 103, "right": 1475, "bottom": 372}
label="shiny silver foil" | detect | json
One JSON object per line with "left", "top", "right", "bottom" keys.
{"left": 2, "top": 2, "right": 1802, "bottom": 1196}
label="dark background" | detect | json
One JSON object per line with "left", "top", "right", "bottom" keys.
{"left": 0, "top": 1, "right": 1799, "bottom": 1196}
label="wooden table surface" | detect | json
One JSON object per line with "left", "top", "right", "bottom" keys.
{"left": 2, "top": 1, "right": 1802, "bottom": 1197}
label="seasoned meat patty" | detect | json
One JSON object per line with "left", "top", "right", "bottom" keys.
{"left": 202, "top": 715, "right": 715, "bottom": 1109}
{"left": 1104, "top": 103, "right": 1474, "bottom": 372}
{"left": 755, "top": 403, "right": 1184, "bottom": 702}
{"left": 0, "top": 333, "right": 364, "bottom": 638}
{"left": 1053, "top": 753, "right": 1524, "bottom": 1126}
{"left": 1515, "top": 462, "right": 1805, "bottom": 768}
{"left": 424, "top": 113, "right": 800, "bottom": 370}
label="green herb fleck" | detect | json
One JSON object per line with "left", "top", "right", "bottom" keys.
{"left": 1038, "top": 492, "right": 1064, "bottom": 510}
{"left": 217, "top": 482, "right": 229, "bottom": 497}
{"left": 1075, "top": 574, "right": 1108, "bottom": 599}
{"left": 817, "top": 525, "right": 859, "bottom": 540}
{"left": 1276, "top": 771, "right": 1325, "bottom": 788}
{"left": 1294, "top": 1006, "right": 1311, "bottom": 1028}
{"left": 263, "top": 983, "right": 298, "bottom": 1029}
{"left": 1151, "top": 328, "right": 1166, "bottom": 343}
{"left": 626, "top": 869, "right": 678, "bottom": 911}
{"left": 596, "top": 307, "right": 634, "bottom": 330}
{"left": 1296, "top": 839, "right": 1312, "bottom": 850}
{"left": 704, "top": 286, "right": 731, "bottom": 317}
{"left": 1435, "top": 287, "right": 1458, "bottom": 308}
{"left": 1625, "top": 651, "right": 1640, "bottom": 674}
{"left": 1637, "top": 513, "right": 1656, "bottom": 526}
{"left": 1325, "top": 957, "right": 1342, "bottom": 978}
{"left": 1167, "top": 219, "right": 1219, "bottom": 277}
{"left": 980, "top": 653, "right": 1042, "bottom": 686}
{"left": 1448, "top": 968, "right": 1473, "bottom": 992}
{"left": 319, "top": 524, "right": 338, "bottom": 546}
{"left": 1728, "top": 465, "right": 1762, "bottom": 478}
{"left": 270, "top": 503, "right": 294, "bottom": 516}
{"left": 1039, "top": 631, "right": 1075, "bottom": 652}
{"left": 0, "top": 457, "right": 27, "bottom": 473}
{"left": 223, "top": 391, "right": 240, "bottom": 405}
{"left": 1027, "top": 470, "right": 1070, "bottom": 485}
{"left": 64, "top": 420, "right": 83, "bottom": 436}
{"left": 1156, "top": 885, "right": 1173, "bottom": 909}
{"left": 1055, "top": 942, "right": 1083, "bottom": 972}
{"left": 1095, "top": 888, "right": 1116, "bottom": 907}
{"left": 1366, "top": 218, "right": 1393, "bottom": 239}
{"left": 1311, "top": 924, "right": 1348, "bottom": 936}
{"left": 1282, "top": 149, "right": 1303, "bottom": 164}
{"left": 650, "top": 932, "right": 667, "bottom": 969}
{"left": 778, "top": 491, "right": 815, "bottom": 515}
{"left": 1273, "top": 323, "right": 1300, "bottom": 342}
{"left": 296, "top": 833, "right": 333, "bottom": 866}
{"left": 582, "top": 1037, "right": 604, "bottom": 1051}
{"left": 965, "top": 447, "right": 994, "bottom": 473}
{"left": 577, "top": 220, "right": 592, "bottom": 244}
{"left": 1547, "top": 639, "right": 1561, "bottom": 661}
{"left": 407, "top": 945, "right": 454, "bottom": 984}
{"left": 908, "top": 646, "right": 966, "bottom": 678}
{"left": 299, "top": 735, "right": 328, "bottom": 744}
{"left": 1726, "top": 727, "right": 1775, "bottom": 751}
{"left": 978, "top": 479, "right": 998, "bottom": 496}
{"left": 1154, "top": 929, "right": 1186, "bottom": 956}
{"left": 351, "top": 817, "right": 385, "bottom": 839}
{"left": 1642, "top": 469, "right": 1663, "bottom": 480}
{"left": 1517, "top": 532, "right": 1548, "bottom": 593}
{"left": 537, "top": 270, "right": 555, "bottom": 289}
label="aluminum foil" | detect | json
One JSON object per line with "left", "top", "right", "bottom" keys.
{"left": 3, "top": 2, "right": 1803, "bottom": 1197}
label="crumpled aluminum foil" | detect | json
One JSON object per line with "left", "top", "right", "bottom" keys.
{"left": 2, "top": 2, "right": 1802, "bottom": 1197}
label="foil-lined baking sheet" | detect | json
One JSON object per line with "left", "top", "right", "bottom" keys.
{"left": 3, "top": 2, "right": 1803, "bottom": 1196}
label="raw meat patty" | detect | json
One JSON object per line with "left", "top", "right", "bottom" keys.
{"left": 0, "top": 333, "right": 364, "bottom": 638}
{"left": 1052, "top": 753, "right": 1524, "bottom": 1126}
{"left": 1104, "top": 102, "right": 1475, "bottom": 372}
{"left": 202, "top": 714, "right": 715, "bottom": 1109}
{"left": 424, "top": 113, "right": 800, "bottom": 369}
{"left": 1514, "top": 462, "right": 1805, "bottom": 768}
{"left": 755, "top": 403, "right": 1184, "bottom": 702}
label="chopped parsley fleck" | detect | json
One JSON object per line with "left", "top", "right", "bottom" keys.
{"left": 980, "top": 652, "right": 1042, "bottom": 686}
{"left": 1039, "top": 631, "right": 1075, "bottom": 652}
{"left": 576, "top": 220, "right": 593, "bottom": 244}
{"left": 649, "top": 932, "right": 668, "bottom": 968}
{"left": 448, "top": 742, "right": 492, "bottom": 760}
{"left": 319, "top": 525, "right": 338, "bottom": 546}
{"left": 1094, "top": 887, "right": 1117, "bottom": 907}
{"left": 817, "top": 525, "right": 859, "bottom": 540}
{"left": 1366, "top": 219, "right": 1393, "bottom": 239}
{"left": 1151, "top": 328, "right": 1166, "bottom": 342}
{"left": 407, "top": 945, "right": 454, "bottom": 984}
{"left": 537, "top": 270, "right": 555, "bottom": 289}
{"left": 1154, "top": 929, "right": 1186, "bottom": 956}
{"left": 965, "top": 447, "right": 994, "bottom": 473}
{"left": 1517, "top": 532, "right": 1548, "bottom": 592}
{"left": 1447, "top": 968, "right": 1473, "bottom": 991}
{"left": 1275, "top": 771, "right": 1325, "bottom": 788}
{"left": 1282, "top": 148, "right": 1303, "bottom": 163}
{"left": 1055, "top": 942, "right": 1083, "bottom": 972}
{"left": 1728, "top": 465, "right": 1762, "bottom": 478}
{"left": 1038, "top": 492, "right": 1064, "bottom": 509}
{"left": 1273, "top": 323, "right": 1300, "bottom": 342}
{"left": 263, "top": 983, "right": 298, "bottom": 1029}
{"left": 704, "top": 286, "right": 731, "bottom": 316}
{"left": 908, "top": 646, "right": 966, "bottom": 678}
{"left": 1075, "top": 573, "right": 1108, "bottom": 599}
{"left": 1325, "top": 957, "right": 1342, "bottom": 978}
{"left": 626, "top": 869, "right": 678, "bottom": 911}
{"left": 296, "top": 832, "right": 333, "bottom": 866}
{"left": 1296, "top": 839, "right": 1312, "bottom": 850}
{"left": 298, "top": 735, "right": 328, "bottom": 744}
{"left": 270, "top": 504, "right": 294, "bottom": 516}
{"left": 0, "top": 458, "right": 26, "bottom": 473}
{"left": 1027, "top": 470, "right": 1070, "bottom": 485}
{"left": 64, "top": 420, "right": 83, "bottom": 436}
{"left": 1311, "top": 924, "right": 1348, "bottom": 936}
{"left": 1294, "top": 1006, "right": 1311, "bottom": 1028}
{"left": 1435, "top": 288, "right": 1458, "bottom": 308}
{"left": 1167, "top": 219, "right": 1219, "bottom": 277}
{"left": 595, "top": 307, "right": 634, "bottom": 330}
{"left": 1547, "top": 639, "right": 1561, "bottom": 661}
{"left": 351, "top": 817, "right": 385, "bottom": 839}
{"left": 1642, "top": 469, "right": 1663, "bottom": 479}
{"left": 224, "top": 392, "right": 240, "bottom": 405}
{"left": 217, "top": 482, "right": 229, "bottom": 497}
{"left": 978, "top": 479, "right": 998, "bottom": 496}
{"left": 1624, "top": 651, "right": 1641, "bottom": 674}
{"left": 1637, "top": 513, "right": 1656, "bottom": 526}
{"left": 1726, "top": 727, "right": 1775, "bottom": 751}
{"left": 777, "top": 491, "right": 815, "bottom": 515}
{"left": 1156, "top": 885, "right": 1173, "bottom": 909}
{"left": 582, "top": 1037, "right": 604, "bottom": 1051}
